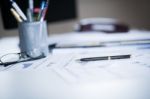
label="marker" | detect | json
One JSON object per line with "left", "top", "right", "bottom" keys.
{"left": 10, "top": 8, "right": 23, "bottom": 22}
{"left": 10, "top": 0, "right": 27, "bottom": 21}
{"left": 78, "top": 54, "right": 131, "bottom": 62}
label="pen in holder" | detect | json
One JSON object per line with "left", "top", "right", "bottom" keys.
{"left": 18, "top": 21, "right": 49, "bottom": 58}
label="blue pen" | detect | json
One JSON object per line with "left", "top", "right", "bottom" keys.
{"left": 40, "top": 1, "right": 49, "bottom": 21}
{"left": 37, "top": 1, "right": 46, "bottom": 21}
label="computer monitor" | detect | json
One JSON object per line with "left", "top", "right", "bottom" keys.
{"left": 0, "top": 0, "right": 77, "bottom": 29}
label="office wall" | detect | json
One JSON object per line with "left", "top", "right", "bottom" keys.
{"left": 78, "top": 0, "right": 150, "bottom": 29}
{"left": 0, "top": 0, "right": 150, "bottom": 37}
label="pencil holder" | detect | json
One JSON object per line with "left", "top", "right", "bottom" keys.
{"left": 18, "top": 21, "right": 49, "bottom": 58}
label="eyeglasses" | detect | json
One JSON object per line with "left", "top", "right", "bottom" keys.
{"left": 0, "top": 52, "right": 45, "bottom": 67}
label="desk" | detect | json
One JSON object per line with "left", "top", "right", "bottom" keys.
{"left": 0, "top": 30, "right": 150, "bottom": 99}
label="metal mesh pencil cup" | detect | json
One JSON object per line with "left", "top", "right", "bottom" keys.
{"left": 18, "top": 21, "right": 49, "bottom": 58}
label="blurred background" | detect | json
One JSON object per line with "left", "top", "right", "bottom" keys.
{"left": 0, "top": 0, "right": 150, "bottom": 37}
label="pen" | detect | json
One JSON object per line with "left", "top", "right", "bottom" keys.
{"left": 40, "top": 0, "right": 49, "bottom": 21}
{"left": 27, "top": 8, "right": 33, "bottom": 22}
{"left": 37, "top": 1, "right": 45, "bottom": 21}
{"left": 40, "top": 2, "right": 48, "bottom": 21}
{"left": 29, "top": 0, "right": 34, "bottom": 10}
{"left": 10, "top": 0, "right": 27, "bottom": 21}
{"left": 10, "top": 8, "right": 23, "bottom": 22}
{"left": 28, "top": 0, "right": 34, "bottom": 22}
{"left": 78, "top": 54, "right": 131, "bottom": 62}
{"left": 110, "top": 55, "right": 131, "bottom": 60}
{"left": 79, "top": 56, "right": 109, "bottom": 61}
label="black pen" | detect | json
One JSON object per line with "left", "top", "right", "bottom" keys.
{"left": 79, "top": 56, "right": 108, "bottom": 62}
{"left": 110, "top": 55, "right": 131, "bottom": 60}
{"left": 78, "top": 54, "right": 131, "bottom": 62}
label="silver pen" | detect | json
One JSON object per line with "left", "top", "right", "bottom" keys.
{"left": 10, "top": 0, "right": 27, "bottom": 21}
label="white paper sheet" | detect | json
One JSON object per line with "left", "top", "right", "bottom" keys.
{"left": 1, "top": 32, "right": 150, "bottom": 99}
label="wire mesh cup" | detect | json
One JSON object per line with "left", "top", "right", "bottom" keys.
{"left": 18, "top": 21, "right": 49, "bottom": 58}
